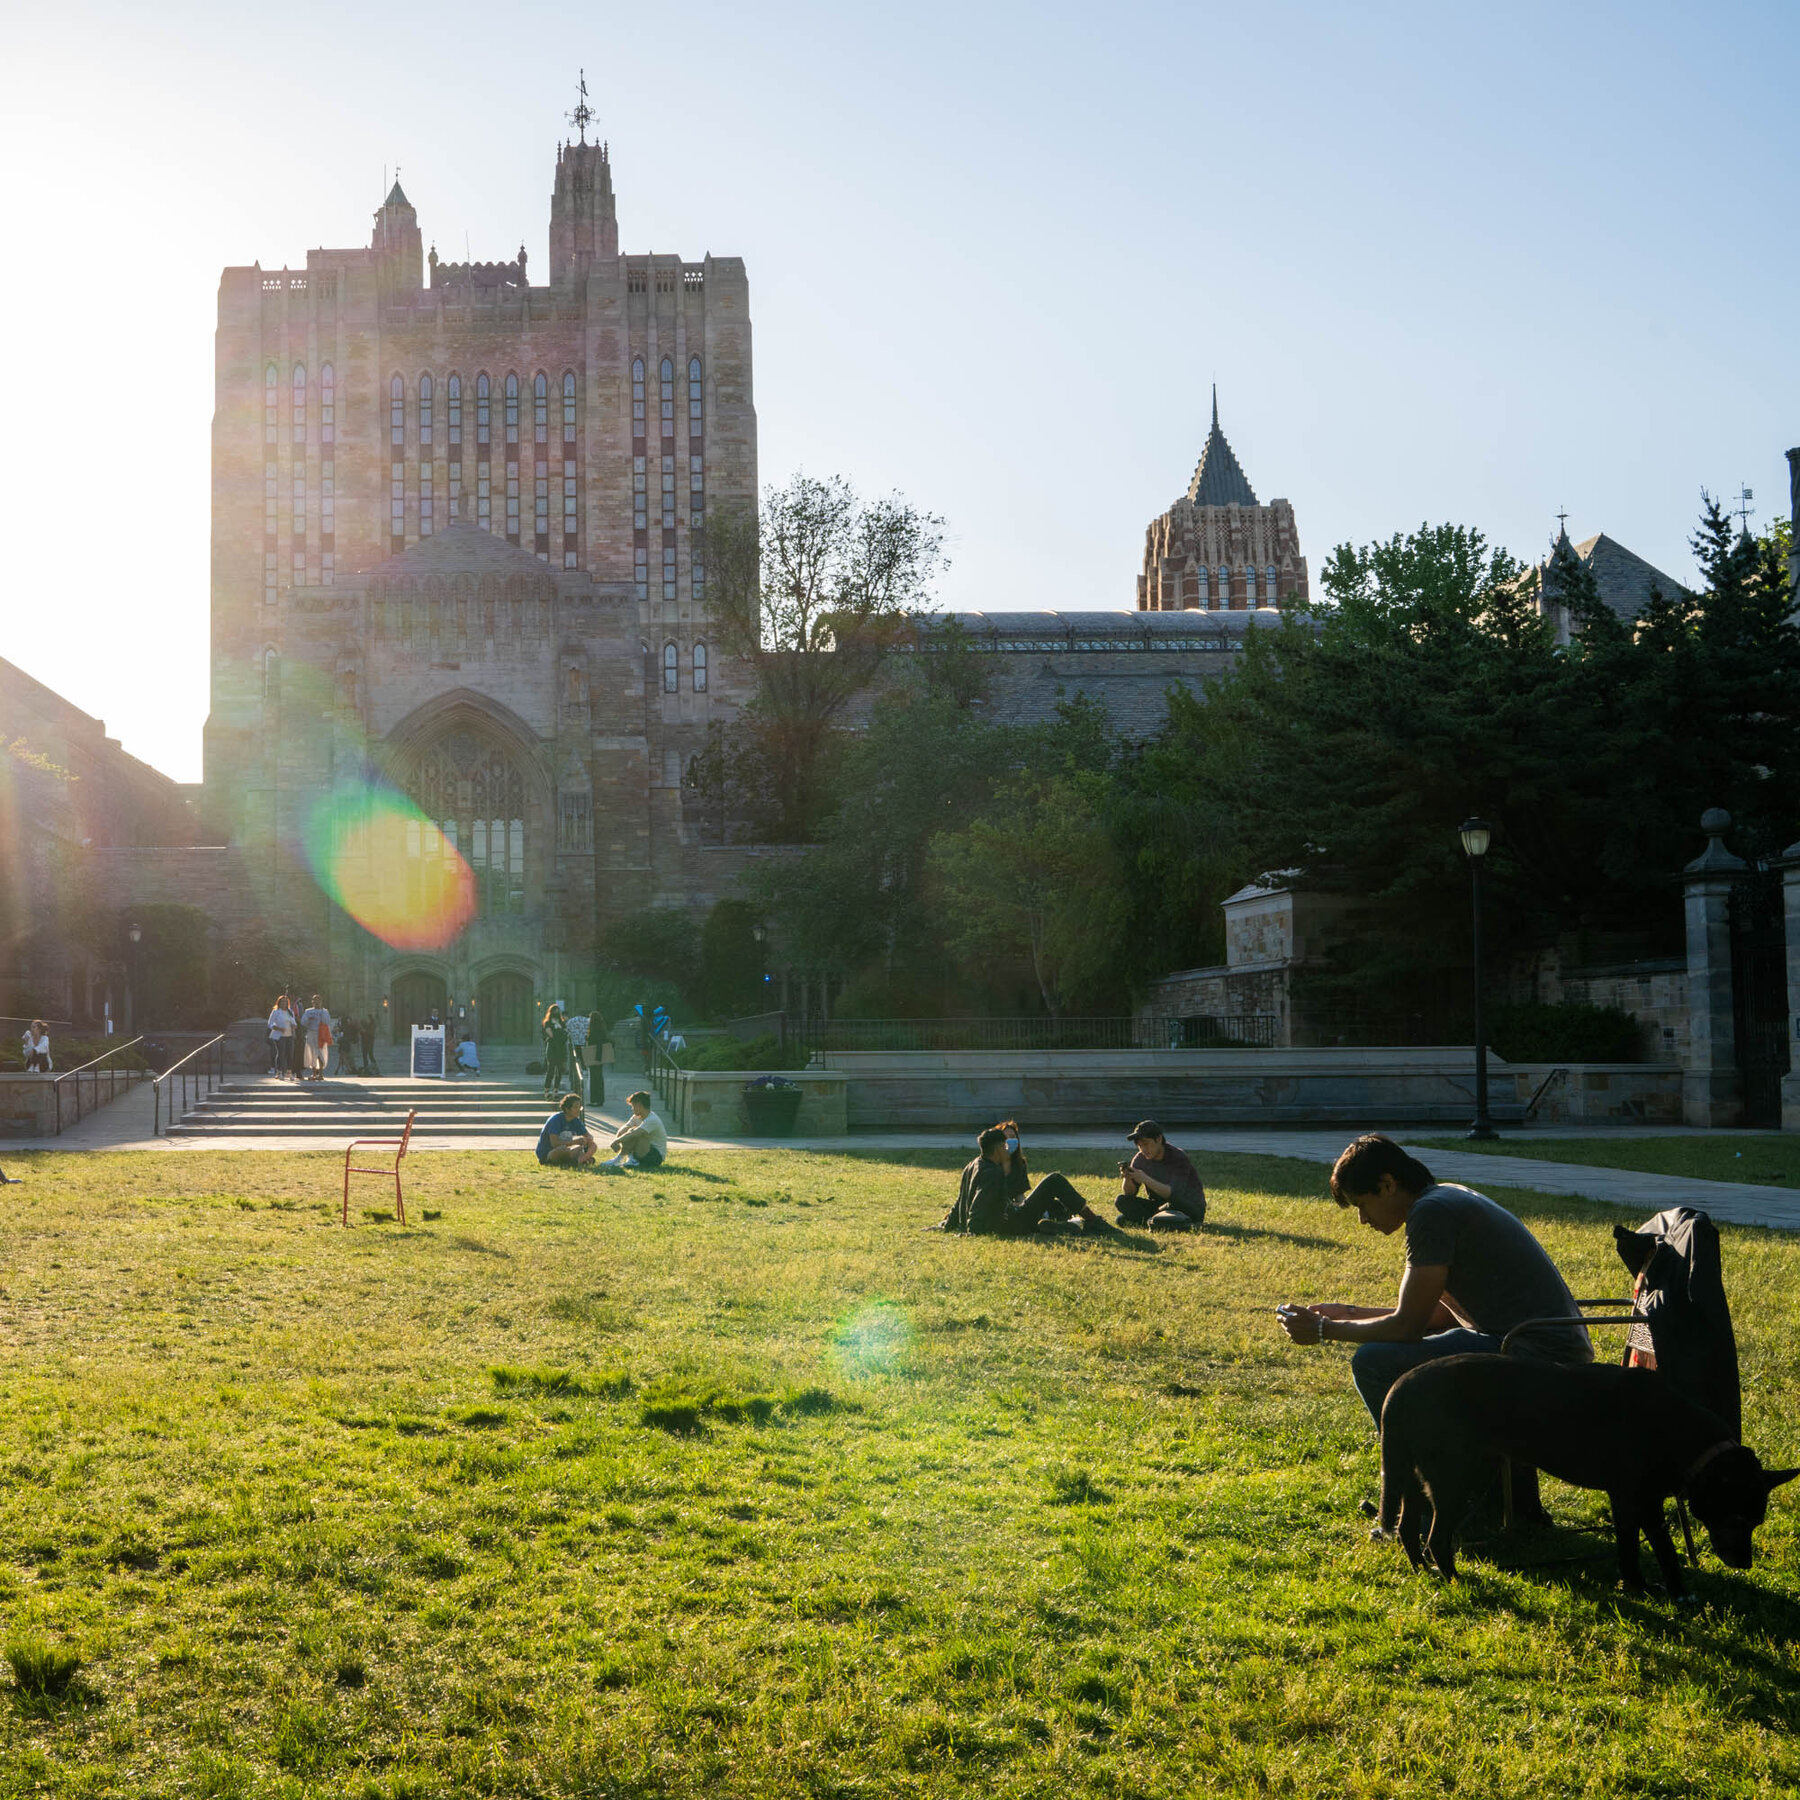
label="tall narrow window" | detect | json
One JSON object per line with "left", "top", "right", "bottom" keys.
{"left": 391, "top": 380, "right": 405, "bottom": 550}
{"left": 562, "top": 371, "right": 577, "bottom": 445}
{"left": 419, "top": 375, "right": 434, "bottom": 537}
{"left": 692, "top": 641, "right": 708, "bottom": 693}
{"left": 561, "top": 370, "right": 578, "bottom": 569}
{"left": 476, "top": 373, "right": 491, "bottom": 531}
{"left": 659, "top": 357, "right": 674, "bottom": 437}
{"left": 662, "top": 543, "right": 676, "bottom": 601}
{"left": 634, "top": 457, "right": 647, "bottom": 528}
{"left": 661, "top": 455, "right": 675, "bottom": 529}
{"left": 690, "top": 453, "right": 704, "bottom": 527}
{"left": 421, "top": 461, "right": 434, "bottom": 537}
{"left": 634, "top": 546, "right": 648, "bottom": 601}
{"left": 1265, "top": 564, "right": 1278, "bottom": 604}
{"left": 534, "top": 458, "right": 549, "bottom": 559}
{"left": 292, "top": 363, "right": 306, "bottom": 444}
{"left": 264, "top": 365, "right": 278, "bottom": 443}
{"left": 1217, "top": 566, "right": 1229, "bottom": 609}
{"left": 264, "top": 451, "right": 278, "bottom": 603}
{"left": 292, "top": 461, "right": 307, "bottom": 581}
{"left": 688, "top": 357, "right": 702, "bottom": 432}
{"left": 631, "top": 357, "right": 645, "bottom": 433}
{"left": 504, "top": 373, "right": 518, "bottom": 445}
{"left": 1244, "top": 567, "right": 1257, "bottom": 606}
{"left": 390, "top": 375, "right": 404, "bottom": 447}
{"left": 447, "top": 374, "right": 462, "bottom": 519}
{"left": 506, "top": 455, "right": 520, "bottom": 544}
{"left": 663, "top": 642, "right": 679, "bottom": 693}
{"left": 419, "top": 374, "right": 433, "bottom": 448}
{"left": 322, "top": 451, "right": 335, "bottom": 585}
{"left": 321, "top": 363, "right": 335, "bottom": 445}
{"left": 533, "top": 372, "right": 547, "bottom": 444}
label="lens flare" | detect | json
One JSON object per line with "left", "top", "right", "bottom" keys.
{"left": 831, "top": 1301, "right": 913, "bottom": 1377}
{"left": 304, "top": 783, "right": 476, "bottom": 951}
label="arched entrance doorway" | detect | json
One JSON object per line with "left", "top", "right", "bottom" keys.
{"left": 477, "top": 972, "right": 536, "bottom": 1044}
{"left": 391, "top": 970, "right": 448, "bottom": 1043}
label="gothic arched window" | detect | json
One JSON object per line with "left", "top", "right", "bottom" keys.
{"left": 659, "top": 357, "right": 674, "bottom": 436}
{"left": 321, "top": 363, "right": 335, "bottom": 446}
{"left": 264, "top": 365, "right": 278, "bottom": 443}
{"left": 692, "top": 641, "right": 708, "bottom": 693}
{"left": 688, "top": 357, "right": 702, "bottom": 432}
{"left": 561, "top": 372, "right": 578, "bottom": 565}
{"left": 1265, "top": 564, "right": 1278, "bottom": 604}
{"left": 533, "top": 371, "right": 548, "bottom": 443}
{"left": 419, "top": 374, "right": 433, "bottom": 447}
{"left": 402, "top": 732, "right": 530, "bottom": 919}
{"left": 1217, "top": 566, "right": 1230, "bottom": 608}
{"left": 292, "top": 364, "right": 306, "bottom": 444}
{"left": 632, "top": 357, "right": 645, "bottom": 433}
{"left": 447, "top": 374, "right": 462, "bottom": 520}
{"left": 663, "top": 642, "right": 679, "bottom": 693}
{"left": 390, "top": 375, "right": 405, "bottom": 446}
{"left": 476, "top": 372, "right": 490, "bottom": 446}
{"left": 504, "top": 373, "right": 519, "bottom": 445}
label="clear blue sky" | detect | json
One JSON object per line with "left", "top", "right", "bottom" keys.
{"left": 5, "top": 0, "right": 1796, "bottom": 780}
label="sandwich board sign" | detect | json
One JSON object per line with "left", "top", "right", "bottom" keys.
{"left": 411, "top": 1024, "right": 446, "bottom": 1079}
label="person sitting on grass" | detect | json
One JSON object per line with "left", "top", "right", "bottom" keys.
{"left": 598, "top": 1090, "right": 668, "bottom": 1171}
{"left": 1115, "top": 1120, "right": 1207, "bottom": 1229}
{"left": 993, "top": 1119, "right": 1106, "bottom": 1233}
{"left": 1274, "top": 1132, "right": 1592, "bottom": 1529}
{"left": 536, "top": 1092, "right": 597, "bottom": 1169}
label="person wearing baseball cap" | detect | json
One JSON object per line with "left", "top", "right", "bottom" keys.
{"left": 1115, "top": 1120, "right": 1206, "bottom": 1230}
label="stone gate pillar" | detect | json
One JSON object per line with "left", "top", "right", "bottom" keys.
{"left": 1683, "top": 808, "right": 1746, "bottom": 1127}
{"left": 1782, "top": 838, "right": 1800, "bottom": 1132}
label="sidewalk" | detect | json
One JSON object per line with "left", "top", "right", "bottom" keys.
{"left": 7, "top": 1103, "right": 1798, "bottom": 1231}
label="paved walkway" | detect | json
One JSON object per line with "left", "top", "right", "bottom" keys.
{"left": 7, "top": 1093, "right": 1798, "bottom": 1232}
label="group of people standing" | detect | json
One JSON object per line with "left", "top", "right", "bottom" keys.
{"left": 539, "top": 1003, "right": 609, "bottom": 1104}
{"left": 265, "top": 996, "right": 380, "bottom": 1079}
{"left": 939, "top": 1118, "right": 1209, "bottom": 1236}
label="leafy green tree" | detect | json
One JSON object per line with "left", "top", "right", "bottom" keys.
{"left": 705, "top": 475, "right": 946, "bottom": 841}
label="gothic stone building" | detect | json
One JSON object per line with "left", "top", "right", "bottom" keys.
{"left": 201, "top": 134, "right": 756, "bottom": 1036}
{"left": 1137, "top": 392, "right": 1309, "bottom": 612}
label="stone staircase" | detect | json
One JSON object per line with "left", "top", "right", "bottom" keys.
{"left": 164, "top": 1047, "right": 626, "bottom": 1141}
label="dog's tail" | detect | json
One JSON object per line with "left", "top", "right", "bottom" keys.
{"left": 1377, "top": 1395, "right": 1413, "bottom": 1534}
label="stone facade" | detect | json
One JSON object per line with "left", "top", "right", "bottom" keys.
{"left": 0, "top": 657, "right": 198, "bottom": 1020}
{"left": 1137, "top": 392, "right": 1309, "bottom": 612}
{"left": 197, "top": 125, "right": 758, "bottom": 1032}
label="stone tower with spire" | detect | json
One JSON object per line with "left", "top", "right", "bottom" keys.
{"left": 1136, "top": 390, "right": 1308, "bottom": 610}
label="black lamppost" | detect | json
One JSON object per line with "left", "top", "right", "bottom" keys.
{"left": 126, "top": 922, "right": 143, "bottom": 1035}
{"left": 1458, "top": 819, "right": 1497, "bottom": 1140}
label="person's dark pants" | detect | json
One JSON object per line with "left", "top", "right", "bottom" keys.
{"left": 289, "top": 1035, "right": 305, "bottom": 1079}
{"left": 1021, "top": 1172, "right": 1092, "bottom": 1221}
{"left": 1351, "top": 1329, "right": 1546, "bottom": 1520}
{"left": 361, "top": 1038, "right": 378, "bottom": 1076}
{"left": 589, "top": 1060, "right": 605, "bottom": 1106}
{"left": 268, "top": 1038, "right": 283, "bottom": 1074}
{"left": 1115, "top": 1189, "right": 1205, "bottom": 1227}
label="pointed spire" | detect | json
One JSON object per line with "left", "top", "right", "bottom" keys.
{"left": 385, "top": 177, "right": 410, "bottom": 208}
{"left": 1186, "top": 390, "right": 1259, "bottom": 508}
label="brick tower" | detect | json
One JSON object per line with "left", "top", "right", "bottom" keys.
{"left": 1137, "top": 390, "right": 1308, "bottom": 611}
{"left": 202, "top": 98, "right": 758, "bottom": 1033}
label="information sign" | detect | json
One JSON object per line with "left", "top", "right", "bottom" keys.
{"left": 411, "top": 1025, "right": 446, "bottom": 1078}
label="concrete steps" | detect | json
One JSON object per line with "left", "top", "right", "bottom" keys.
{"left": 166, "top": 1074, "right": 581, "bottom": 1140}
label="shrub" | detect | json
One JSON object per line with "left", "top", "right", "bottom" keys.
{"left": 1489, "top": 1002, "right": 1645, "bottom": 1064}
{"left": 673, "top": 1032, "right": 807, "bottom": 1073}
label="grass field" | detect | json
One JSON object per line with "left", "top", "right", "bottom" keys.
{"left": 2, "top": 1146, "right": 1799, "bottom": 1797}
{"left": 1415, "top": 1134, "right": 1800, "bottom": 1189}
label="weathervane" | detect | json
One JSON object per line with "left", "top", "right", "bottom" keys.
{"left": 568, "top": 69, "right": 593, "bottom": 143}
{"left": 1735, "top": 485, "right": 1755, "bottom": 533}
{"left": 1555, "top": 506, "right": 1569, "bottom": 534}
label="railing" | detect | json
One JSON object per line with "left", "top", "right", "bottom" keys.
{"left": 50, "top": 1038, "right": 147, "bottom": 1136}
{"left": 1523, "top": 1066, "right": 1570, "bottom": 1121}
{"left": 643, "top": 1033, "right": 686, "bottom": 1132}
{"left": 780, "top": 1014, "right": 1280, "bottom": 1056}
{"left": 152, "top": 1034, "right": 228, "bottom": 1138}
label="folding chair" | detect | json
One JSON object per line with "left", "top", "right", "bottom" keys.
{"left": 343, "top": 1109, "right": 416, "bottom": 1225}
{"left": 1499, "top": 1206, "right": 1736, "bottom": 1558}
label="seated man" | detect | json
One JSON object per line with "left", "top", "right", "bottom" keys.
{"left": 1276, "top": 1132, "right": 1592, "bottom": 1523}
{"left": 1115, "top": 1120, "right": 1207, "bottom": 1229}
{"left": 599, "top": 1090, "right": 668, "bottom": 1170}
{"left": 938, "top": 1127, "right": 1019, "bottom": 1234}
{"left": 536, "top": 1092, "right": 597, "bottom": 1169}
{"left": 454, "top": 1034, "right": 481, "bottom": 1075}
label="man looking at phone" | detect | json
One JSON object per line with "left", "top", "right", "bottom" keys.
{"left": 1115, "top": 1120, "right": 1207, "bottom": 1230}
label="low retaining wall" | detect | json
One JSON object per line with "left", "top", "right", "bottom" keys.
{"left": 1502, "top": 1063, "right": 1683, "bottom": 1126}
{"left": 656, "top": 1069, "right": 849, "bottom": 1138}
{"left": 809, "top": 1047, "right": 1685, "bottom": 1130}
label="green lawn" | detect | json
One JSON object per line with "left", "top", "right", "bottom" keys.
{"left": 1415, "top": 1133, "right": 1800, "bottom": 1189}
{"left": 1, "top": 1147, "right": 1799, "bottom": 1798}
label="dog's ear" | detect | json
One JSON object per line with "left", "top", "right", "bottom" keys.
{"left": 1762, "top": 1467, "right": 1800, "bottom": 1495}
{"left": 1614, "top": 1225, "right": 1656, "bottom": 1276}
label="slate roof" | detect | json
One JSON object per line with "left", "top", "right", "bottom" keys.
{"left": 1573, "top": 532, "right": 1689, "bottom": 620}
{"left": 1185, "top": 388, "right": 1259, "bottom": 509}
{"left": 385, "top": 180, "right": 411, "bottom": 208}
{"left": 345, "top": 520, "right": 560, "bottom": 583}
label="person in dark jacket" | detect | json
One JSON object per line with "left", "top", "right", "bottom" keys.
{"left": 1115, "top": 1120, "right": 1207, "bottom": 1229}
{"left": 939, "top": 1126, "right": 1104, "bottom": 1235}
{"left": 993, "top": 1120, "right": 1105, "bottom": 1232}
{"left": 939, "top": 1129, "right": 1014, "bottom": 1233}
{"left": 541, "top": 1004, "right": 572, "bottom": 1098}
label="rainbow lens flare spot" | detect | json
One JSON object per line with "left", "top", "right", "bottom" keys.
{"left": 306, "top": 785, "right": 476, "bottom": 950}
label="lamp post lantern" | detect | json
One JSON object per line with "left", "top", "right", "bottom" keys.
{"left": 1458, "top": 819, "right": 1497, "bottom": 1140}
{"left": 126, "top": 922, "right": 143, "bottom": 1035}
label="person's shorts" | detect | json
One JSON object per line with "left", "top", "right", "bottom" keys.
{"left": 634, "top": 1146, "right": 665, "bottom": 1170}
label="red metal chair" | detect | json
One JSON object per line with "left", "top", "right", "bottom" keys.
{"left": 343, "top": 1109, "right": 416, "bottom": 1225}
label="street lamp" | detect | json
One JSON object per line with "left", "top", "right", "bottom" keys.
{"left": 126, "top": 922, "right": 143, "bottom": 1035}
{"left": 1458, "top": 820, "right": 1497, "bottom": 1141}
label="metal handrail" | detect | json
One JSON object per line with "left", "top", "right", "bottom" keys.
{"left": 50, "top": 1037, "right": 147, "bottom": 1136}
{"left": 152, "top": 1034, "right": 228, "bottom": 1138}
{"left": 1523, "top": 1066, "right": 1570, "bottom": 1120}
{"left": 643, "top": 1033, "right": 685, "bottom": 1131}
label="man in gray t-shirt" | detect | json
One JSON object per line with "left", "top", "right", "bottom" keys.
{"left": 1276, "top": 1134, "right": 1590, "bottom": 1523}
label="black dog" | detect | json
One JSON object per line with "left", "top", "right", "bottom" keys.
{"left": 1378, "top": 1354, "right": 1795, "bottom": 1593}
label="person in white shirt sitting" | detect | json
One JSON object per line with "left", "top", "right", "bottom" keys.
{"left": 22, "top": 1022, "right": 52, "bottom": 1073}
{"left": 599, "top": 1091, "right": 668, "bottom": 1170}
